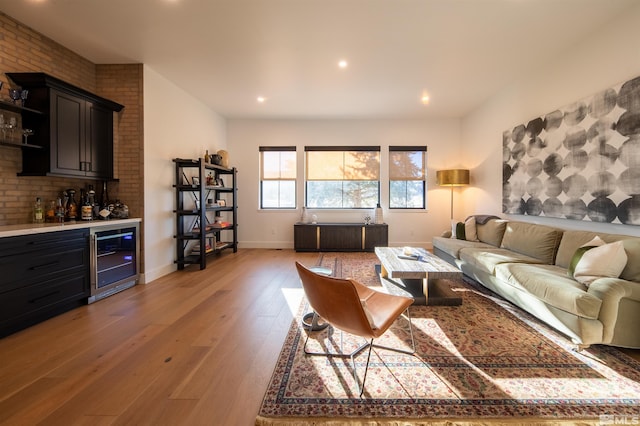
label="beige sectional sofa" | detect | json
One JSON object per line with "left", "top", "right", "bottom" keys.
{"left": 432, "top": 217, "right": 640, "bottom": 349}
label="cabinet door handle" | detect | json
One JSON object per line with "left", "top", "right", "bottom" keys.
{"left": 29, "top": 290, "right": 60, "bottom": 304}
{"left": 30, "top": 261, "right": 60, "bottom": 271}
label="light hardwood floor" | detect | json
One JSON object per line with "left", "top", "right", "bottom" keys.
{"left": 0, "top": 248, "right": 638, "bottom": 425}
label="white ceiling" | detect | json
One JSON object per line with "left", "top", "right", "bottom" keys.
{"left": 0, "top": 0, "right": 636, "bottom": 119}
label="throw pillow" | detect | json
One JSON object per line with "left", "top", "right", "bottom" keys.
{"left": 464, "top": 216, "right": 479, "bottom": 242}
{"left": 568, "top": 236, "right": 604, "bottom": 277}
{"left": 455, "top": 222, "right": 466, "bottom": 240}
{"left": 451, "top": 220, "right": 466, "bottom": 240}
{"left": 570, "top": 237, "right": 628, "bottom": 285}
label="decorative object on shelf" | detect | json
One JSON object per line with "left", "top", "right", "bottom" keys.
{"left": 311, "top": 214, "right": 318, "bottom": 224}
{"left": 217, "top": 199, "right": 226, "bottom": 207}
{"left": 300, "top": 206, "right": 310, "bottom": 223}
{"left": 374, "top": 203, "right": 384, "bottom": 224}
{"left": 437, "top": 169, "right": 470, "bottom": 219}
{"left": 204, "top": 150, "right": 210, "bottom": 164}
{"left": 211, "top": 153, "right": 222, "bottom": 165}
{"left": 217, "top": 150, "right": 229, "bottom": 168}
{"left": 364, "top": 214, "right": 372, "bottom": 225}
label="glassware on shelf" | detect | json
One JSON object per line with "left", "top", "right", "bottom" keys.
{"left": 8, "top": 117, "right": 16, "bottom": 142}
{"left": 22, "top": 128, "right": 33, "bottom": 145}
{"left": 20, "top": 89, "right": 28, "bottom": 107}
{"left": 8, "top": 88, "right": 21, "bottom": 104}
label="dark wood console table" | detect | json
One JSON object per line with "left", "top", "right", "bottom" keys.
{"left": 294, "top": 222, "right": 388, "bottom": 252}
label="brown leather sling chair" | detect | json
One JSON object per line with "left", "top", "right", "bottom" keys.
{"left": 295, "top": 261, "right": 416, "bottom": 397}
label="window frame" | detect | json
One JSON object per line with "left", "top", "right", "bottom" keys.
{"left": 388, "top": 146, "right": 427, "bottom": 210}
{"left": 259, "top": 146, "right": 297, "bottom": 210}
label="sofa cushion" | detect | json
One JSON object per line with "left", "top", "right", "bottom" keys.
{"left": 500, "top": 221, "right": 563, "bottom": 264}
{"left": 459, "top": 247, "right": 545, "bottom": 275}
{"left": 476, "top": 219, "right": 507, "bottom": 247}
{"left": 494, "top": 263, "right": 602, "bottom": 319}
{"left": 556, "top": 230, "right": 640, "bottom": 282}
{"left": 432, "top": 236, "right": 495, "bottom": 260}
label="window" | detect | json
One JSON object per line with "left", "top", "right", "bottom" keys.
{"left": 389, "top": 146, "right": 427, "bottom": 209}
{"left": 260, "top": 146, "right": 296, "bottom": 209}
{"left": 305, "top": 146, "right": 380, "bottom": 208}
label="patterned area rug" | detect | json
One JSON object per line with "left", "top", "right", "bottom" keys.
{"left": 256, "top": 253, "right": 640, "bottom": 425}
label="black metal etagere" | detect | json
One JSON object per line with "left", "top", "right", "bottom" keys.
{"left": 173, "top": 158, "right": 237, "bottom": 270}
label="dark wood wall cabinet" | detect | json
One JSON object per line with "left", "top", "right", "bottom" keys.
{"left": 0, "top": 229, "right": 90, "bottom": 338}
{"left": 294, "top": 223, "right": 388, "bottom": 252}
{"left": 6, "top": 72, "right": 124, "bottom": 180}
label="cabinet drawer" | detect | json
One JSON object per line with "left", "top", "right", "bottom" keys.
{"left": 0, "top": 272, "right": 89, "bottom": 324}
{"left": 0, "top": 229, "right": 88, "bottom": 257}
{"left": 0, "top": 246, "right": 87, "bottom": 293}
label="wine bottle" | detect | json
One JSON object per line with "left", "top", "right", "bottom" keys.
{"left": 66, "top": 189, "right": 78, "bottom": 221}
{"left": 99, "top": 181, "right": 111, "bottom": 219}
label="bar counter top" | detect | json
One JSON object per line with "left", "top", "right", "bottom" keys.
{"left": 0, "top": 218, "right": 142, "bottom": 238}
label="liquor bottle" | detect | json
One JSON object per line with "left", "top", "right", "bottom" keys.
{"left": 204, "top": 150, "right": 211, "bottom": 164}
{"left": 45, "top": 200, "right": 56, "bottom": 223}
{"left": 66, "top": 189, "right": 78, "bottom": 222}
{"left": 33, "top": 197, "right": 44, "bottom": 223}
{"left": 55, "top": 197, "right": 65, "bottom": 223}
{"left": 81, "top": 188, "right": 93, "bottom": 221}
{"left": 88, "top": 185, "right": 99, "bottom": 219}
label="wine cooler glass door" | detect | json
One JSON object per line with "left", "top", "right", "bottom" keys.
{"left": 90, "top": 224, "right": 139, "bottom": 303}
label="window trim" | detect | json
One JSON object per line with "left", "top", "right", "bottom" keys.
{"left": 389, "top": 146, "right": 427, "bottom": 210}
{"left": 259, "top": 146, "right": 297, "bottom": 210}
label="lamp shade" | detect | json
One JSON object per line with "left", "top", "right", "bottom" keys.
{"left": 436, "top": 169, "right": 469, "bottom": 186}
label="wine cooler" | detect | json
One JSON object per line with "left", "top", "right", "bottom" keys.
{"left": 89, "top": 222, "right": 140, "bottom": 303}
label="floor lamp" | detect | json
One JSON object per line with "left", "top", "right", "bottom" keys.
{"left": 436, "top": 169, "right": 470, "bottom": 220}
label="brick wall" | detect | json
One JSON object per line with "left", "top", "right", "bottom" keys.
{"left": 0, "top": 12, "right": 145, "bottom": 269}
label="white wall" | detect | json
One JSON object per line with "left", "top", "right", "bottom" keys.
{"left": 462, "top": 4, "right": 640, "bottom": 237}
{"left": 227, "top": 118, "right": 462, "bottom": 249}
{"left": 143, "top": 65, "right": 227, "bottom": 283}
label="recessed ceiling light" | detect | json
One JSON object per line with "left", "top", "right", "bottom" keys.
{"left": 421, "top": 93, "right": 430, "bottom": 105}
{"left": 257, "top": 96, "right": 266, "bottom": 103}
{"left": 338, "top": 60, "right": 348, "bottom": 69}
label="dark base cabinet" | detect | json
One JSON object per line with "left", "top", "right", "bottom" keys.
{"left": 0, "top": 229, "right": 90, "bottom": 338}
{"left": 294, "top": 223, "right": 388, "bottom": 252}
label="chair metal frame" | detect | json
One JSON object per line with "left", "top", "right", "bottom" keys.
{"left": 295, "top": 261, "right": 417, "bottom": 397}
{"left": 303, "top": 309, "right": 415, "bottom": 397}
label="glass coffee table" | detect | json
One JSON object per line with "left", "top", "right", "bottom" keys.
{"left": 374, "top": 246, "right": 463, "bottom": 306}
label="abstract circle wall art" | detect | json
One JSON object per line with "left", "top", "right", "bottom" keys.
{"left": 503, "top": 75, "right": 640, "bottom": 225}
